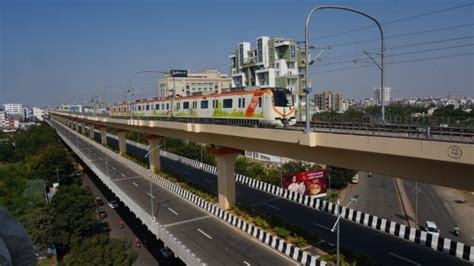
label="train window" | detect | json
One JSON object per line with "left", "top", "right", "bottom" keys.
{"left": 223, "top": 99, "right": 233, "bottom": 108}
{"left": 138, "top": 105, "right": 141, "bottom": 111}
{"left": 156, "top": 104, "right": 160, "bottom": 110}
{"left": 258, "top": 97, "right": 262, "bottom": 107}
{"left": 193, "top": 101, "right": 197, "bottom": 109}
{"left": 201, "top": 100, "right": 208, "bottom": 109}
{"left": 273, "top": 89, "right": 293, "bottom": 107}
{"left": 177, "top": 102, "right": 181, "bottom": 109}
{"left": 146, "top": 105, "right": 150, "bottom": 111}
{"left": 183, "top": 102, "right": 189, "bottom": 109}
{"left": 161, "top": 104, "right": 165, "bottom": 110}
{"left": 212, "top": 100, "right": 218, "bottom": 108}
{"left": 238, "top": 98, "right": 241, "bottom": 108}
{"left": 242, "top": 98, "right": 246, "bottom": 107}
{"left": 167, "top": 103, "right": 170, "bottom": 110}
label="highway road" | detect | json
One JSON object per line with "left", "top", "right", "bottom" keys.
{"left": 107, "top": 136, "right": 471, "bottom": 266}
{"left": 53, "top": 122, "right": 297, "bottom": 266}
{"left": 343, "top": 174, "right": 407, "bottom": 225}
{"left": 403, "top": 181, "right": 469, "bottom": 244}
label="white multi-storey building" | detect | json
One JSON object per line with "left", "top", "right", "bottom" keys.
{"left": 3, "top": 103, "right": 23, "bottom": 115}
{"left": 372, "top": 87, "right": 391, "bottom": 105}
{"left": 32, "top": 107, "right": 45, "bottom": 121}
{"left": 0, "top": 111, "right": 6, "bottom": 128}
{"left": 158, "top": 70, "right": 231, "bottom": 98}
{"left": 230, "top": 36, "right": 308, "bottom": 120}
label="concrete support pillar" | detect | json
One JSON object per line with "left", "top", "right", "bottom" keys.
{"left": 207, "top": 146, "right": 241, "bottom": 210}
{"left": 100, "top": 127, "right": 107, "bottom": 146}
{"left": 80, "top": 123, "right": 86, "bottom": 135}
{"left": 116, "top": 129, "right": 127, "bottom": 155}
{"left": 89, "top": 125, "right": 95, "bottom": 139}
{"left": 145, "top": 134, "right": 163, "bottom": 173}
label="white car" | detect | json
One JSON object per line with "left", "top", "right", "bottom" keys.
{"left": 425, "top": 221, "right": 440, "bottom": 236}
{"left": 351, "top": 174, "right": 360, "bottom": 184}
{"left": 108, "top": 200, "right": 119, "bottom": 209}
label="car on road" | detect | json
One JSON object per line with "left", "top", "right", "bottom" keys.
{"left": 95, "top": 196, "right": 104, "bottom": 206}
{"left": 425, "top": 221, "right": 440, "bottom": 235}
{"left": 108, "top": 199, "right": 119, "bottom": 209}
{"left": 351, "top": 174, "right": 360, "bottom": 184}
{"left": 96, "top": 207, "right": 107, "bottom": 220}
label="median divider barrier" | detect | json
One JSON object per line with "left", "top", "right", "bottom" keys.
{"left": 54, "top": 120, "right": 326, "bottom": 266}
{"left": 48, "top": 121, "right": 204, "bottom": 266}
{"left": 118, "top": 135, "right": 473, "bottom": 263}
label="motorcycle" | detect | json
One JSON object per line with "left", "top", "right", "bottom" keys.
{"left": 135, "top": 238, "right": 141, "bottom": 248}
{"left": 453, "top": 226, "right": 460, "bottom": 236}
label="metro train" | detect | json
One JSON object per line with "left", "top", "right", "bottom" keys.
{"left": 109, "top": 87, "right": 297, "bottom": 126}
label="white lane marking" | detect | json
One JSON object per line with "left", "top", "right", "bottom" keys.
{"left": 132, "top": 182, "right": 139, "bottom": 187}
{"left": 204, "top": 179, "right": 213, "bottom": 184}
{"left": 168, "top": 208, "right": 178, "bottom": 215}
{"left": 197, "top": 228, "right": 213, "bottom": 239}
{"left": 263, "top": 203, "right": 280, "bottom": 211}
{"left": 163, "top": 215, "right": 211, "bottom": 228}
{"left": 147, "top": 193, "right": 155, "bottom": 199}
{"left": 121, "top": 173, "right": 126, "bottom": 178}
{"left": 389, "top": 252, "right": 421, "bottom": 266}
{"left": 243, "top": 261, "right": 251, "bottom": 266}
{"left": 112, "top": 167, "right": 117, "bottom": 171}
{"left": 314, "top": 222, "right": 333, "bottom": 231}
{"left": 111, "top": 176, "right": 142, "bottom": 182}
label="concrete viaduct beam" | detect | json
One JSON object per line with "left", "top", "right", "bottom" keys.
{"left": 100, "top": 127, "right": 107, "bottom": 146}
{"left": 49, "top": 113, "right": 474, "bottom": 191}
{"left": 116, "top": 129, "right": 127, "bottom": 155}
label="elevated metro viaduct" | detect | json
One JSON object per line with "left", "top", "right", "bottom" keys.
{"left": 51, "top": 112, "right": 474, "bottom": 210}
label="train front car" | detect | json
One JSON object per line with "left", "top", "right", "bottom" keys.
{"left": 269, "top": 88, "right": 297, "bottom": 126}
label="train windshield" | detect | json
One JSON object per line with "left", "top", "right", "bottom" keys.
{"left": 272, "top": 88, "right": 294, "bottom": 107}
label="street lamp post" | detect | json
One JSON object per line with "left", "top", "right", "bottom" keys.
{"left": 144, "top": 143, "right": 163, "bottom": 219}
{"left": 305, "top": 5, "right": 385, "bottom": 132}
{"left": 330, "top": 194, "right": 360, "bottom": 266}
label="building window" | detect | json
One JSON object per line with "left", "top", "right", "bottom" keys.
{"left": 257, "top": 38, "right": 263, "bottom": 63}
{"left": 290, "top": 45, "right": 296, "bottom": 61}
{"left": 183, "top": 102, "right": 189, "bottom": 109}
{"left": 201, "top": 100, "right": 208, "bottom": 109}
{"left": 223, "top": 99, "right": 233, "bottom": 108}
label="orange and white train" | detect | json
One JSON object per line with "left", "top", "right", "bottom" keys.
{"left": 109, "top": 87, "right": 297, "bottom": 127}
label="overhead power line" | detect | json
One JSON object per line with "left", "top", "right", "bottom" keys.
{"left": 313, "top": 43, "right": 474, "bottom": 67}
{"left": 310, "top": 52, "right": 474, "bottom": 75}
{"left": 327, "top": 23, "right": 474, "bottom": 48}
{"left": 310, "top": 2, "right": 474, "bottom": 41}
{"left": 321, "top": 35, "right": 474, "bottom": 61}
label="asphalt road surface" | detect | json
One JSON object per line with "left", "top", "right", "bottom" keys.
{"left": 107, "top": 136, "right": 470, "bottom": 266}
{"left": 55, "top": 123, "right": 297, "bottom": 266}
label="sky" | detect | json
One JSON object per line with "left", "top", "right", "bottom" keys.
{"left": 0, "top": 0, "right": 473, "bottom": 106}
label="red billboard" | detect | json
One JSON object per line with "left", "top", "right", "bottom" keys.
{"left": 282, "top": 169, "right": 328, "bottom": 197}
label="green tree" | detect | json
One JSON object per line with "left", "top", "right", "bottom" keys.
{"left": 280, "top": 160, "right": 320, "bottom": 176}
{"left": 20, "top": 207, "right": 54, "bottom": 251}
{"left": 26, "top": 144, "right": 73, "bottom": 184}
{"left": 62, "top": 234, "right": 137, "bottom": 266}
{"left": 328, "top": 166, "right": 356, "bottom": 189}
{"left": 48, "top": 184, "right": 96, "bottom": 254}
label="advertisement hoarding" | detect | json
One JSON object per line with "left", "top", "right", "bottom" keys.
{"left": 281, "top": 169, "right": 328, "bottom": 198}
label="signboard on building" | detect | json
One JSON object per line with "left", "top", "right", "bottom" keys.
{"left": 281, "top": 169, "right": 328, "bottom": 198}
{"left": 170, "top": 69, "right": 188, "bottom": 77}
